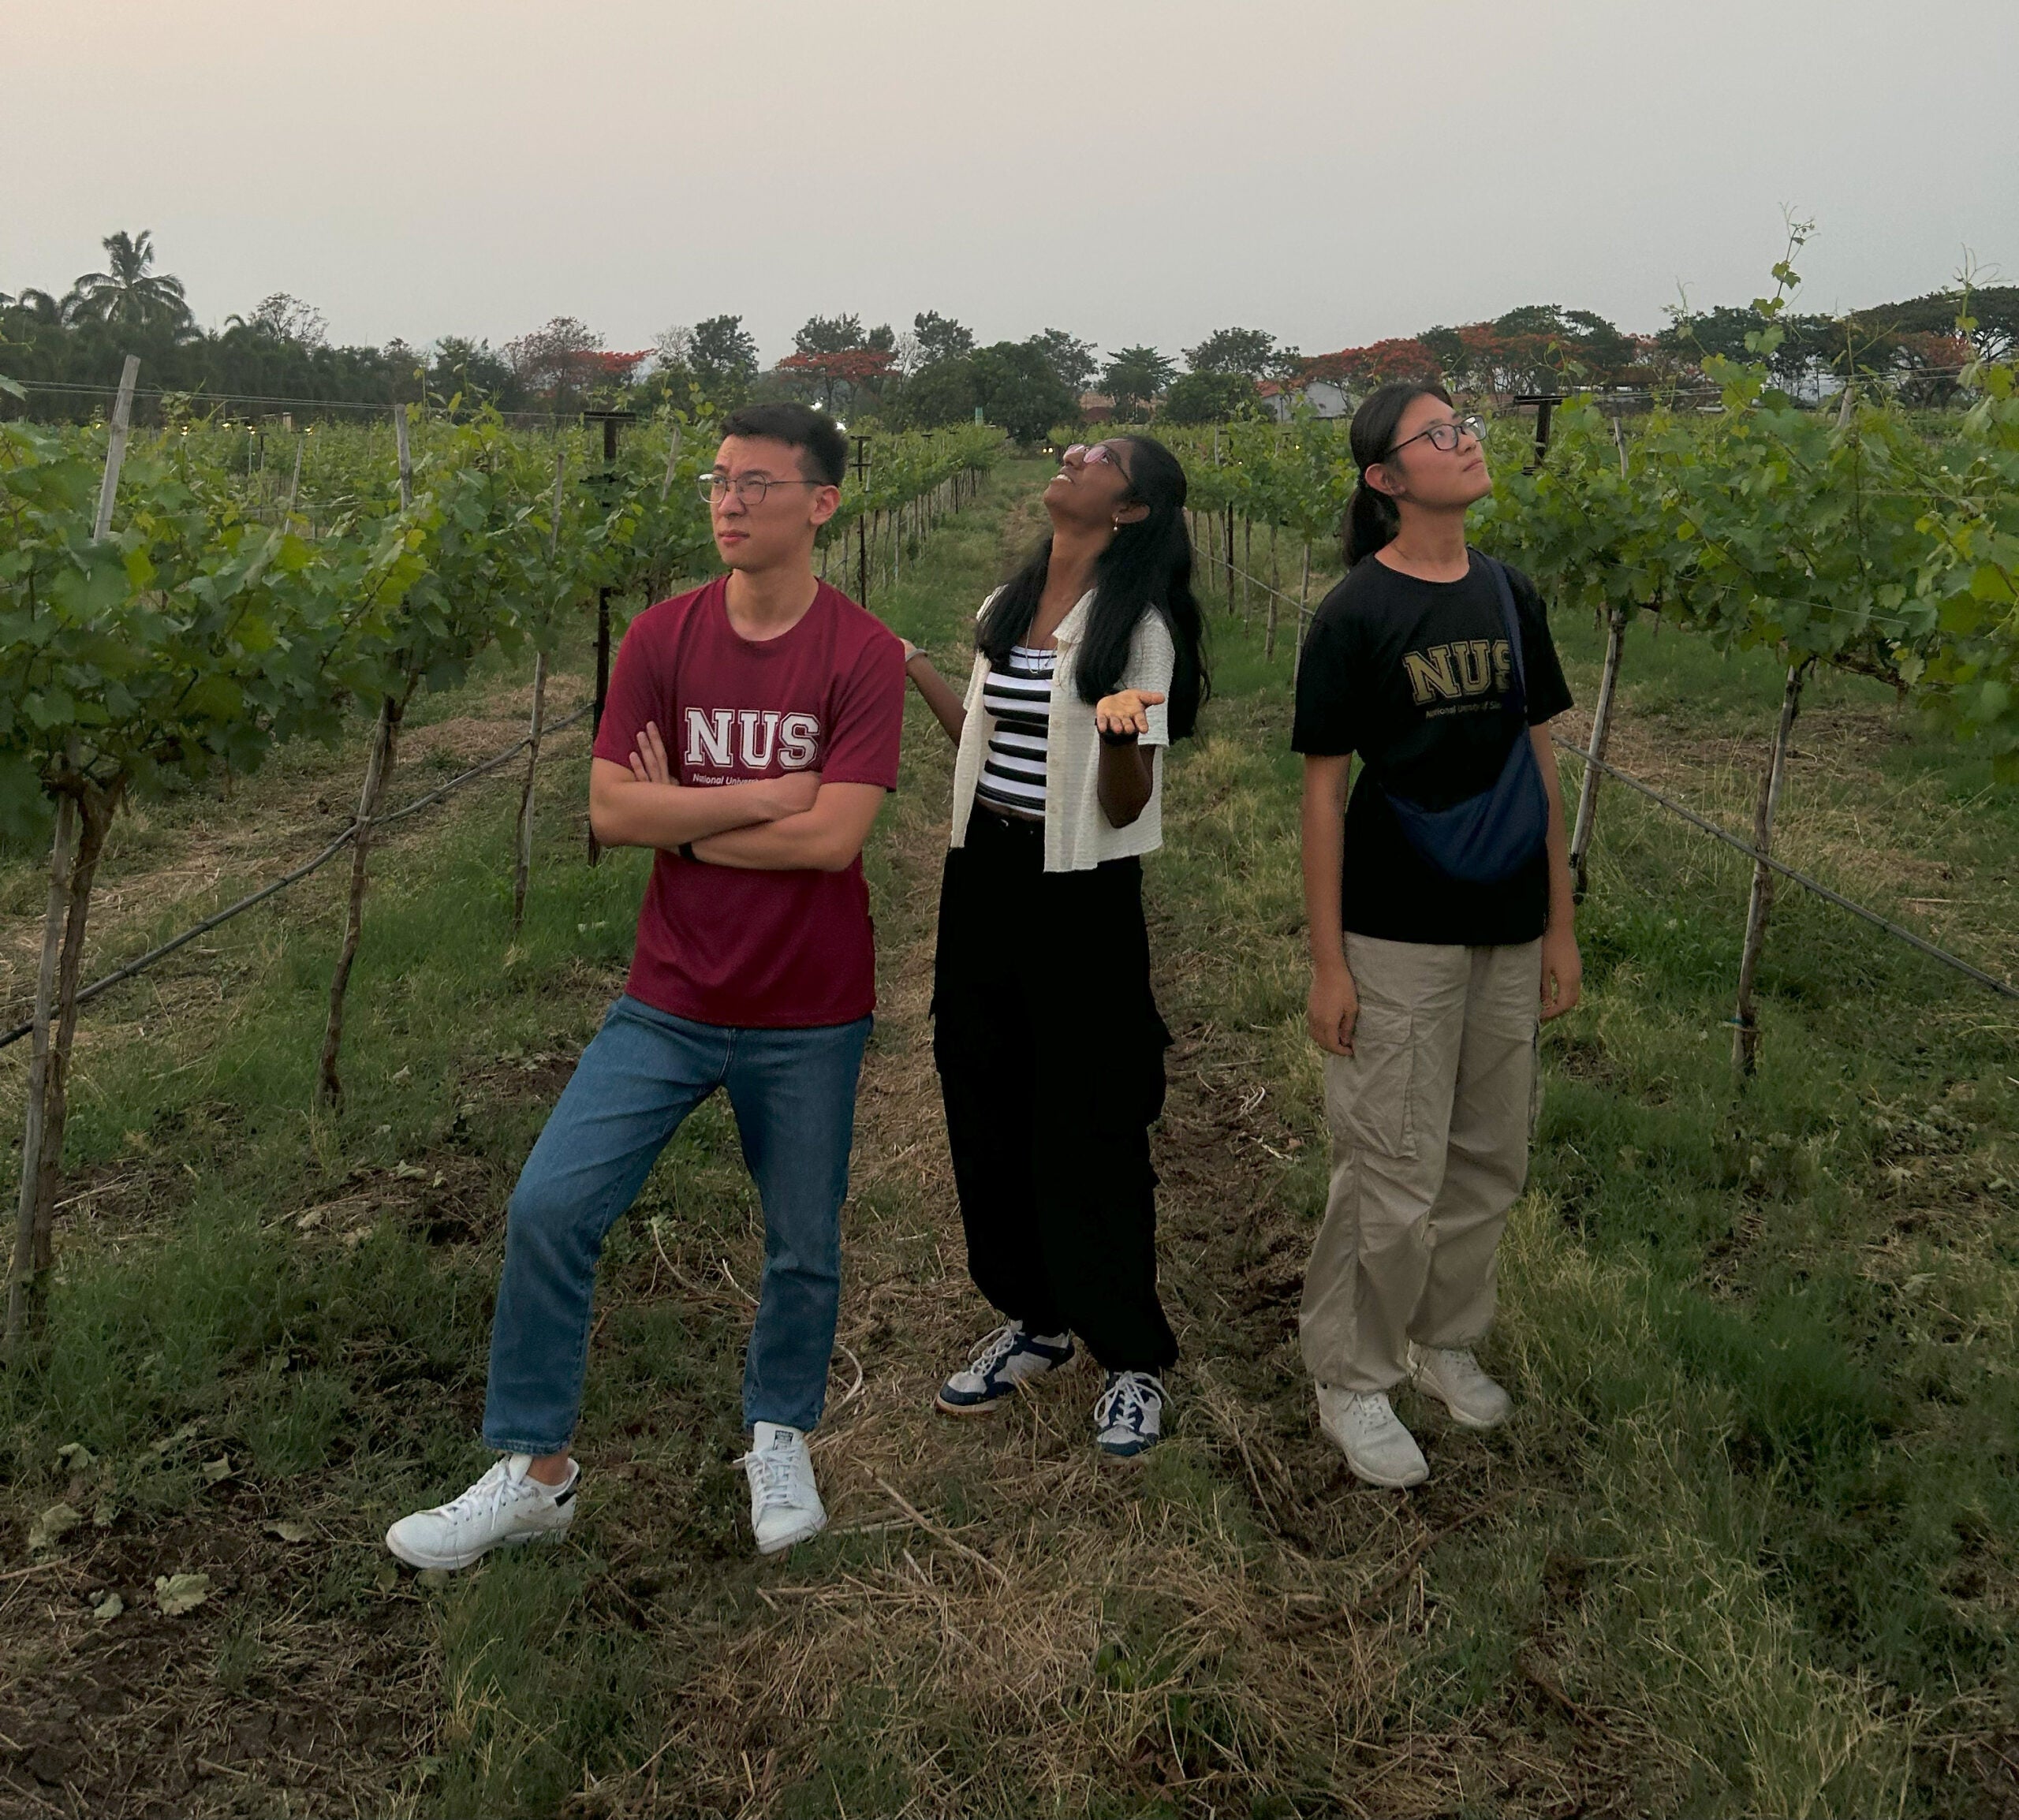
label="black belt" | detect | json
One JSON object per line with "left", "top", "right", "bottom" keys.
{"left": 974, "top": 801, "right": 1044, "bottom": 834}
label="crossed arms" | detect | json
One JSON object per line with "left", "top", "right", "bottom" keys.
{"left": 587, "top": 722, "right": 886, "bottom": 873}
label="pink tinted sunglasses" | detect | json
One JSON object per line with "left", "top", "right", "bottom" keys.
{"left": 1064, "top": 442, "right": 1126, "bottom": 470}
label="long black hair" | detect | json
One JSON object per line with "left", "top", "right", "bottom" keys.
{"left": 976, "top": 435, "right": 1210, "bottom": 738}
{"left": 1342, "top": 380, "right": 1454, "bottom": 566}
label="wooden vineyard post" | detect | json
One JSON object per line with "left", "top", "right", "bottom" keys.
{"left": 1569, "top": 603, "right": 1631, "bottom": 901}
{"left": 1731, "top": 658, "right": 1813, "bottom": 1075}
{"left": 7, "top": 796, "right": 77, "bottom": 1350}
{"left": 1289, "top": 537, "right": 1315, "bottom": 681}
{"left": 582, "top": 411, "right": 629, "bottom": 867}
{"left": 1517, "top": 393, "right": 1564, "bottom": 472}
{"left": 1224, "top": 504, "right": 1235, "bottom": 613}
{"left": 92, "top": 356, "right": 140, "bottom": 539}
{"left": 319, "top": 694, "right": 403, "bottom": 1104}
{"left": 514, "top": 649, "right": 550, "bottom": 934}
{"left": 852, "top": 435, "right": 871, "bottom": 609}
{"left": 659, "top": 422, "right": 682, "bottom": 500}
{"left": 587, "top": 584, "right": 611, "bottom": 868}
{"left": 319, "top": 405, "right": 414, "bottom": 1104}
{"left": 22, "top": 784, "right": 119, "bottom": 1303}
{"left": 1242, "top": 517, "right": 1253, "bottom": 627}
{"left": 9, "top": 361, "right": 139, "bottom": 1346}
{"left": 6, "top": 778, "right": 124, "bottom": 1348}
{"left": 1271, "top": 535, "right": 1310, "bottom": 666}
{"left": 1566, "top": 418, "right": 1635, "bottom": 901}
{"left": 285, "top": 438, "right": 304, "bottom": 532}
{"left": 514, "top": 452, "right": 565, "bottom": 934}
{"left": 655, "top": 417, "right": 684, "bottom": 591}
{"left": 393, "top": 399, "right": 413, "bottom": 509}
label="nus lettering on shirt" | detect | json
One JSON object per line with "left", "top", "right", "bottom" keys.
{"left": 1402, "top": 638, "right": 1513, "bottom": 715}
{"left": 681, "top": 707, "right": 823, "bottom": 780}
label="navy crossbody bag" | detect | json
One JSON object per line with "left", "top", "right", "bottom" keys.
{"left": 1379, "top": 556, "right": 1550, "bottom": 886}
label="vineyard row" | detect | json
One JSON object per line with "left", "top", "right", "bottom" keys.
{"left": 1, "top": 363, "right": 1002, "bottom": 1343}
{"left": 1154, "top": 337, "right": 2018, "bottom": 1064}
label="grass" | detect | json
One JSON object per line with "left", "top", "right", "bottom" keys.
{"left": 1, "top": 457, "right": 2015, "bottom": 1816}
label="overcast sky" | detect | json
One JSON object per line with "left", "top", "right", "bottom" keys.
{"left": 7, "top": 0, "right": 2015, "bottom": 364}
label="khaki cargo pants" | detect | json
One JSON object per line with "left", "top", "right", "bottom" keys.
{"left": 1299, "top": 934, "right": 1540, "bottom": 1396}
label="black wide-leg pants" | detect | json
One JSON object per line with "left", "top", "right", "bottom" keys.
{"left": 930, "top": 807, "right": 1178, "bottom": 1374}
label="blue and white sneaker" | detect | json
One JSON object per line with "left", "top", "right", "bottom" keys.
{"left": 935, "top": 1319, "right": 1075, "bottom": 1415}
{"left": 1093, "top": 1371, "right": 1166, "bottom": 1458}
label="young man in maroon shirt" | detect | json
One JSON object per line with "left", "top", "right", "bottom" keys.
{"left": 387, "top": 404, "right": 905, "bottom": 1566}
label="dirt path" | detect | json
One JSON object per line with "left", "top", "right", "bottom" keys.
{"left": 599, "top": 478, "right": 1612, "bottom": 1817}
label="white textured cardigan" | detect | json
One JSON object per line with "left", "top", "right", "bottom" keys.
{"left": 948, "top": 589, "right": 1177, "bottom": 873}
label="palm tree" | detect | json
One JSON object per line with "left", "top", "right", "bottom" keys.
{"left": 2, "top": 289, "right": 65, "bottom": 325}
{"left": 65, "top": 229, "right": 190, "bottom": 330}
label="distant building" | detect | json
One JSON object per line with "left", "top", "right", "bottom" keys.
{"left": 1256, "top": 378, "right": 1352, "bottom": 423}
{"left": 1077, "top": 391, "right": 1116, "bottom": 423}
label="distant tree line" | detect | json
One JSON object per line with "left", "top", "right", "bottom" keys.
{"left": 1288, "top": 293, "right": 2019, "bottom": 412}
{"left": 7, "top": 229, "right": 2013, "bottom": 434}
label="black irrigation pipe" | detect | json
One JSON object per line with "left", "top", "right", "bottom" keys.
{"left": 0, "top": 703, "right": 595, "bottom": 1053}
{"left": 1554, "top": 737, "right": 2019, "bottom": 1001}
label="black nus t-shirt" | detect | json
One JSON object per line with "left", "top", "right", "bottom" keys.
{"left": 1292, "top": 550, "right": 1573, "bottom": 946}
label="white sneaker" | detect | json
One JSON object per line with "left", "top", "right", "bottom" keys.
{"left": 935, "top": 1319, "right": 1075, "bottom": 1415}
{"left": 741, "top": 1421, "right": 827, "bottom": 1556}
{"left": 384, "top": 1454, "right": 577, "bottom": 1570}
{"left": 1408, "top": 1343, "right": 1512, "bottom": 1430}
{"left": 1093, "top": 1370, "right": 1166, "bottom": 1458}
{"left": 1316, "top": 1388, "right": 1429, "bottom": 1488}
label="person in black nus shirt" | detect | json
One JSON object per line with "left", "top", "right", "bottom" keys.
{"left": 1291, "top": 382, "right": 1581, "bottom": 1490}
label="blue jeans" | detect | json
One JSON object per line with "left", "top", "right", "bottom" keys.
{"left": 482, "top": 995, "right": 871, "bottom": 1453}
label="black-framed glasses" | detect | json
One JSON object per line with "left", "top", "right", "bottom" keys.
{"left": 697, "top": 473, "right": 827, "bottom": 505}
{"left": 1386, "top": 414, "right": 1486, "bottom": 459}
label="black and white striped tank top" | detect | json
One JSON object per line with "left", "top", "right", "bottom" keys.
{"left": 974, "top": 643, "right": 1055, "bottom": 819}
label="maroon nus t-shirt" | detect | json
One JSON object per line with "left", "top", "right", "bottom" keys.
{"left": 592, "top": 577, "right": 904, "bottom": 1028}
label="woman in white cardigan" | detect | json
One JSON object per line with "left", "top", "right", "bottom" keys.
{"left": 901, "top": 435, "right": 1208, "bottom": 1458}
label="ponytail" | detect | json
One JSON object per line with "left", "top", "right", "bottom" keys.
{"left": 1343, "top": 479, "right": 1401, "bottom": 566}
{"left": 1338, "top": 379, "right": 1454, "bottom": 568}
